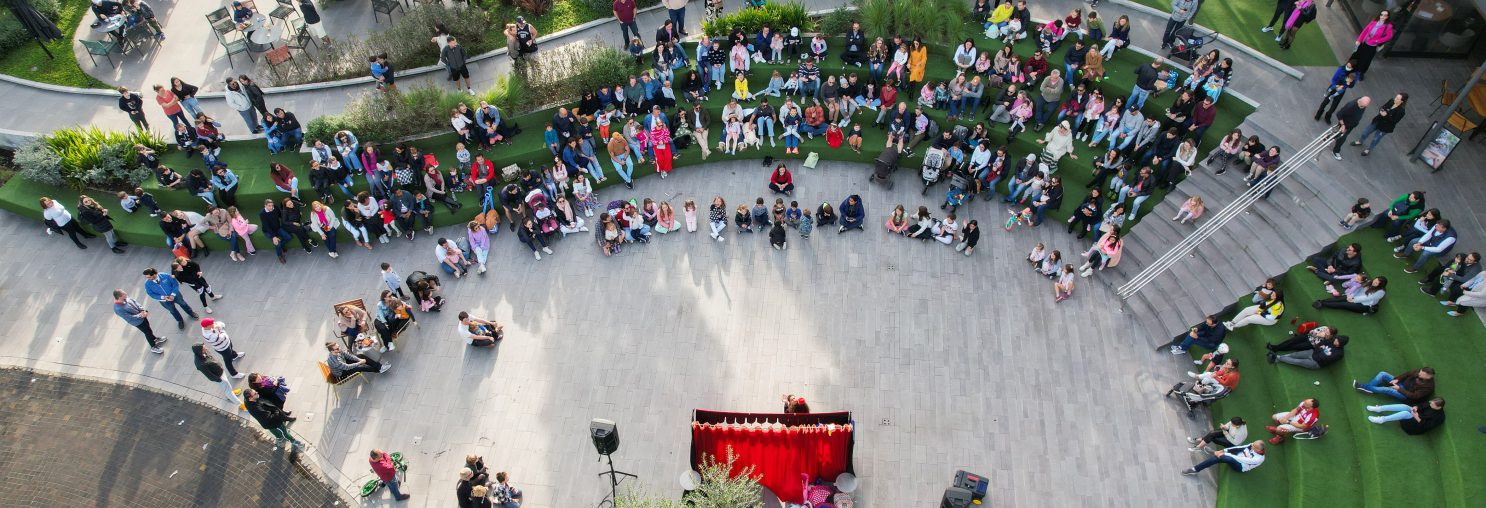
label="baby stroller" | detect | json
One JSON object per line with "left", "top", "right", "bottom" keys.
{"left": 526, "top": 189, "right": 559, "bottom": 235}
{"left": 1164, "top": 379, "right": 1231, "bottom": 419}
{"left": 920, "top": 147, "right": 948, "bottom": 196}
{"left": 405, "top": 271, "right": 445, "bottom": 312}
{"left": 870, "top": 145, "right": 899, "bottom": 190}
{"left": 942, "top": 169, "right": 973, "bottom": 212}
{"left": 1168, "top": 25, "right": 1219, "bottom": 65}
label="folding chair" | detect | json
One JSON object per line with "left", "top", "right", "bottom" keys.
{"left": 372, "top": 0, "right": 403, "bottom": 23}
{"left": 80, "top": 39, "right": 118, "bottom": 67}
{"left": 319, "top": 361, "right": 368, "bottom": 400}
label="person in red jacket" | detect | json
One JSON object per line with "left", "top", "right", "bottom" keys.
{"left": 768, "top": 165, "right": 794, "bottom": 195}
{"left": 370, "top": 449, "right": 411, "bottom": 501}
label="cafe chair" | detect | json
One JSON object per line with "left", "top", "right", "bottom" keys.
{"left": 80, "top": 39, "right": 118, "bottom": 68}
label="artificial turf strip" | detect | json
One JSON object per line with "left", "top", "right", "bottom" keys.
{"left": 1198, "top": 230, "right": 1486, "bottom": 508}
{"left": 0, "top": 27, "right": 1253, "bottom": 249}
{"left": 1129, "top": 0, "right": 1339, "bottom": 67}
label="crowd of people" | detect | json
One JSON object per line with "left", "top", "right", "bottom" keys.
{"left": 1166, "top": 188, "right": 1466, "bottom": 477}
{"left": 70, "top": 0, "right": 1457, "bottom": 498}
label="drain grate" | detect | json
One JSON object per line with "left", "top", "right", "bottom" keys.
{"left": 884, "top": 263, "right": 897, "bottom": 271}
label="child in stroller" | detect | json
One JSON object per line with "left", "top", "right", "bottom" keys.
{"left": 525, "top": 189, "right": 559, "bottom": 235}
{"left": 942, "top": 168, "right": 973, "bottom": 212}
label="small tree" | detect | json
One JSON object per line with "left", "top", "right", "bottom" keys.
{"left": 615, "top": 446, "right": 764, "bottom": 508}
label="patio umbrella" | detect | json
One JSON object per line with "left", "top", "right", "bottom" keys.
{"left": 5, "top": 0, "right": 63, "bottom": 59}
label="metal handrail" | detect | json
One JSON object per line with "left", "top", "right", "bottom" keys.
{"left": 1118, "top": 126, "right": 1341, "bottom": 300}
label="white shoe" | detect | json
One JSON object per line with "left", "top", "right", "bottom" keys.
{"left": 379, "top": 363, "right": 392, "bottom": 373}
{"left": 205, "top": 307, "right": 213, "bottom": 314}
{"left": 1366, "top": 405, "right": 1380, "bottom": 412}
{"left": 1169, "top": 346, "right": 1185, "bottom": 355}
{"left": 1187, "top": 447, "right": 1205, "bottom": 452}
{"left": 542, "top": 247, "right": 553, "bottom": 254}
{"left": 235, "top": 352, "right": 246, "bottom": 359}
{"left": 479, "top": 264, "right": 487, "bottom": 274}
{"left": 585, "top": 209, "right": 594, "bottom": 217}
{"left": 1260, "top": 26, "right": 1272, "bottom": 32}
{"left": 232, "top": 372, "right": 247, "bottom": 379}
{"left": 1186, "top": 371, "right": 1199, "bottom": 378}
{"left": 387, "top": 343, "right": 395, "bottom": 351}
{"left": 580, "top": 226, "right": 590, "bottom": 232}
{"left": 717, "top": 236, "right": 725, "bottom": 242}
{"left": 1367, "top": 416, "right": 1384, "bottom": 424}
{"left": 533, "top": 251, "right": 542, "bottom": 260}
{"left": 1186, "top": 437, "right": 1199, "bottom": 444}
{"left": 329, "top": 251, "right": 339, "bottom": 258}
{"left": 149, "top": 347, "right": 164, "bottom": 354}
{"left": 379, "top": 346, "right": 388, "bottom": 353}
{"left": 773, "top": 244, "right": 781, "bottom": 250}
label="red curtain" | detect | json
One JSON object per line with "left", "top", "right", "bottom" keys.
{"left": 690, "top": 422, "right": 852, "bottom": 503}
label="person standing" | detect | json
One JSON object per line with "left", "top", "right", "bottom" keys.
{"left": 192, "top": 343, "right": 243, "bottom": 406}
{"left": 117, "top": 86, "right": 149, "bottom": 131}
{"left": 663, "top": 0, "right": 688, "bottom": 37}
{"left": 41, "top": 196, "right": 95, "bottom": 249}
{"left": 442, "top": 36, "right": 474, "bottom": 95}
{"left": 239, "top": 75, "right": 270, "bottom": 119}
{"left": 1162, "top": 0, "right": 1198, "bottom": 49}
{"left": 172, "top": 256, "right": 223, "bottom": 313}
{"left": 143, "top": 267, "right": 199, "bottom": 329}
{"left": 512, "top": 16, "right": 539, "bottom": 59}
{"left": 1349, "top": 11, "right": 1394, "bottom": 80}
{"left": 153, "top": 84, "right": 188, "bottom": 129}
{"left": 614, "top": 0, "right": 640, "bottom": 46}
{"left": 1331, "top": 96, "right": 1370, "bottom": 160}
{"left": 77, "top": 196, "right": 126, "bottom": 254}
{"left": 113, "top": 289, "right": 167, "bottom": 353}
{"left": 200, "top": 318, "right": 247, "bottom": 377}
{"left": 244, "top": 389, "right": 302, "bottom": 453}
{"left": 298, "top": 0, "right": 331, "bottom": 45}
{"left": 370, "top": 449, "right": 411, "bottom": 501}
{"left": 1352, "top": 92, "right": 1406, "bottom": 156}
{"left": 224, "top": 78, "right": 260, "bottom": 133}
{"left": 170, "top": 77, "right": 204, "bottom": 119}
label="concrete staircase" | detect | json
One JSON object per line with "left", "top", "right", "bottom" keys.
{"left": 1105, "top": 122, "right": 1374, "bottom": 346}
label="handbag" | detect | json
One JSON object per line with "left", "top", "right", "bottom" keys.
{"left": 476, "top": 187, "right": 500, "bottom": 230}
{"left": 172, "top": 244, "right": 191, "bottom": 259}
{"left": 802, "top": 152, "right": 819, "bottom": 169}
{"left": 394, "top": 166, "right": 415, "bottom": 186}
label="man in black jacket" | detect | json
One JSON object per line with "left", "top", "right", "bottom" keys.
{"left": 1331, "top": 96, "right": 1370, "bottom": 160}
{"left": 1143, "top": 128, "right": 1182, "bottom": 189}
{"left": 244, "top": 388, "right": 302, "bottom": 452}
{"left": 259, "top": 200, "right": 294, "bottom": 263}
{"left": 117, "top": 87, "right": 149, "bottom": 130}
{"left": 1168, "top": 315, "right": 1228, "bottom": 354}
{"left": 274, "top": 108, "right": 304, "bottom": 151}
{"left": 442, "top": 36, "right": 473, "bottom": 95}
{"left": 841, "top": 22, "right": 867, "bottom": 67}
{"left": 1269, "top": 335, "right": 1347, "bottom": 369}
{"left": 279, "top": 197, "right": 318, "bottom": 252}
{"left": 1307, "top": 243, "right": 1364, "bottom": 282}
{"left": 238, "top": 74, "right": 270, "bottom": 117}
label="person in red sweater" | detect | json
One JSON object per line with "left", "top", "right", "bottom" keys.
{"left": 1266, "top": 398, "right": 1319, "bottom": 444}
{"left": 370, "top": 449, "right": 411, "bottom": 501}
{"left": 768, "top": 165, "right": 794, "bottom": 195}
{"left": 826, "top": 124, "right": 844, "bottom": 148}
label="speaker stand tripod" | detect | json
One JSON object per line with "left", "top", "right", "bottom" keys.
{"left": 596, "top": 452, "right": 637, "bottom": 508}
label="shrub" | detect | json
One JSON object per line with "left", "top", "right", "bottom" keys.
{"left": 14, "top": 139, "right": 65, "bottom": 188}
{"left": 14, "top": 127, "right": 164, "bottom": 190}
{"left": 524, "top": 43, "right": 637, "bottom": 107}
{"left": 513, "top": 0, "right": 553, "bottom": 16}
{"left": 817, "top": 8, "right": 856, "bottom": 37}
{"left": 615, "top": 446, "right": 762, "bottom": 508}
{"left": 702, "top": 2, "right": 812, "bottom": 38}
{"left": 854, "top": 0, "right": 967, "bottom": 46}
{"left": 274, "top": 4, "right": 496, "bottom": 86}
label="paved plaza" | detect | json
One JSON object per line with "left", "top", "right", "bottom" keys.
{"left": 0, "top": 368, "right": 346, "bottom": 507}
{"left": 0, "top": 160, "right": 1213, "bottom": 507}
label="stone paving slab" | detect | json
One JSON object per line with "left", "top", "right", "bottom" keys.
{"left": 0, "top": 159, "right": 1213, "bottom": 507}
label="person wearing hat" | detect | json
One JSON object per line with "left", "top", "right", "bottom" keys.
{"left": 783, "top": 394, "right": 810, "bottom": 413}
{"left": 512, "top": 16, "right": 538, "bottom": 57}
{"left": 201, "top": 318, "right": 247, "bottom": 378}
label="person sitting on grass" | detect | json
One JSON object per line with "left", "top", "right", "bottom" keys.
{"left": 1168, "top": 315, "right": 1227, "bottom": 355}
{"left": 1443, "top": 272, "right": 1486, "bottom": 317}
{"left": 1364, "top": 398, "right": 1445, "bottom": 435}
{"left": 457, "top": 311, "right": 503, "bottom": 347}
{"left": 1314, "top": 275, "right": 1386, "bottom": 315}
{"left": 1265, "top": 398, "right": 1319, "bottom": 445}
{"left": 1306, "top": 242, "right": 1363, "bottom": 282}
{"left": 1267, "top": 335, "right": 1347, "bottom": 370}
{"left": 1181, "top": 440, "right": 1265, "bottom": 476}
{"left": 1355, "top": 367, "right": 1434, "bottom": 403}
{"left": 1396, "top": 220, "right": 1457, "bottom": 274}
{"left": 1187, "top": 416, "right": 1248, "bottom": 451}
{"left": 1223, "top": 289, "right": 1284, "bottom": 330}
{"left": 1186, "top": 358, "right": 1239, "bottom": 401}
{"left": 1422, "top": 252, "right": 1480, "bottom": 300}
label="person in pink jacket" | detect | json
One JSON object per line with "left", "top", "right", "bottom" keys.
{"left": 1349, "top": 11, "right": 1395, "bottom": 79}
{"left": 1078, "top": 229, "right": 1123, "bottom": 276}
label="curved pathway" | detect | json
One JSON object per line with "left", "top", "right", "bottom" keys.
{"left": 0, "top": 158, "right": 1214, "bottom": 507}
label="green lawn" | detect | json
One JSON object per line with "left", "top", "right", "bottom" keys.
{"left": 0, "top": 0, "right": 107, "bottom": 88}
{"left": 1130, "top": 0, "right": 1338, "bottom": 67}
{"left": 0, "top": 25, "right": 1252, "bottom": 248}
{"left": 1198, "top": 231, "right": 1486, "bottom": 508}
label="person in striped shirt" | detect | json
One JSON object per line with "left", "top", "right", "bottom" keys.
{"left": 1182, "top": 440, "right": 1266, "bottom": 476}
{"left": 1266, "top": 398, "right": 1320, "bottom": 444}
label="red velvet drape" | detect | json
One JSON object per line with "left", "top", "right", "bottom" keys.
{"left": 690, "top": 423, "right": 852, "bottom": 503}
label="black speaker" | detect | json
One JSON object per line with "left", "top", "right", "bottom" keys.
{"left": 941, "top": 487, "right": 973, "bottom": 508}
{"left": 591, "top": 418, "right": 619, "bottom": 455}
{"left": 952, "top": 470, "right": 989, "bottom": 501}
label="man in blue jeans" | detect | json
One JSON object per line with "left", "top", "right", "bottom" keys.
{"left": 143, "top": 268, "right": 198, "bottom": 330}
{"left": 370, "top": 449, "right": 410, "bottom": 501}
{"left": 1181, "top": 441, "right": 1265, "bottom": 476}
{"left": 613, "top": 0, "right": 640, "bottom": 46}
{"left": 258, "top": 199, "right": 296, "bottom": 263}
{"left": 1128, "top": 58, "right": 1165, "bottom": 110}
{"left": 1355, "top": 367, "right": 1435, "bottom": 402}
{"left": 1398, "top": 220, "right": 1457, "bottom": 273}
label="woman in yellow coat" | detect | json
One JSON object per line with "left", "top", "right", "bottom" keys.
{"left": 907, "top": 39, "right": 928, "bottom": 89}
